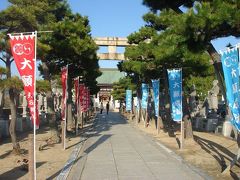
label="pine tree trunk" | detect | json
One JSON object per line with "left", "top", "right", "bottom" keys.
{"left": 136, "top": 88, "right": 141, "bottom": 123}
{"left": 67, "top": 78, "right": 74, "bottom": 131}
{"left": 6, "top": 58, "right": 20, "bottom": 154}
{"left": 207, "top": 43, "right": 226, "bottom": 101}
{"left": 42, "top": 62, "right": 60, "bottom": 143}
{"left": 46, "top": 91, "right": 60, "bottom": 143}
{"left": 8, "top": 88, "right": 20, "bottom": 154}
{"left": 163, "top": 68, "right": 171, "bottom": 129}
{"left": 183, "top": 95, "right": 193, "bottom": 139}
{"left": 67, "top": 102, "right": 73, "bottom": 130}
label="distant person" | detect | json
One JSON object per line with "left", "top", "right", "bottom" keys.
{"left": 100, "top": 102, "right": 104, "bottom": 114}
{"left": 106, "top": 101, "right": 110, "bottom": 114}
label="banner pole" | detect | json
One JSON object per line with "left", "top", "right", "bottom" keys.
{"left": 180, "top": 68, "right": 183, "bottom": 149}
{"left": 157, "top": 94, "right": 160, "bottom": 134}
{"left": 33, "top": 30, "right": 37, "bottom": 180}
{"left": 64, "top": 65, "right": 68, "bottom": 150}
{"left": 157, "top": 80, "right": 160, "bottom": 134}
{"left": 180, "top": 120, "right": 184, "bottom": 149}
{"left": 7, "top": 30, "right": 53, "bottom": 36}
{"left": 131, "top": 91, "right": 133, "bottom": 121}
{"left": 76, "top": 76, "right": 79, "bottom": 136}
{"left": 144, "top": 87, "right": 149, "bottom": 128}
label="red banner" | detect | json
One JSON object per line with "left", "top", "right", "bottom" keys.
{"left": 74, "top": 77, "right": 79, "bottom": 113}
{"left": 86, "top": 88, "right": 90, "bottom": 110}
{"left": 89, "top": 89, "right": 91, "bottom": 109}
{"left": 79, "top": 84, "right": 85, "bottom": 112}
{"left": 83, "top": 87, "right": 87, "bottom": 112}
{"left": 9, "top": 33, "right": 39, "bottom": 128}
{"left": 78, "top": 84, "right": 82, "bottom": 113}
{"left": 61, "top": 66, "right": 68, "bottom": 120}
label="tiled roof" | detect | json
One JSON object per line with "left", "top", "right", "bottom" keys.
{"left": 97, "top": 68, "right": 125, "bottom": 85}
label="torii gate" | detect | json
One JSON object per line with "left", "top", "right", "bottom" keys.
{"left": 93, "top": 37, "right": 128, "bottom": 104}
{"left": 94, "top": 37, "right": 129, "bottom": 60}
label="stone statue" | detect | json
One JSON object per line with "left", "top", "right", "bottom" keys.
{"left": 0, "top": 90, "right": 4, "bottom": 119}
{"left": 200, "top": 97, "right": 208, "bottom": 118}
{"left": 22, "top": 94, "right": 28, "bottom": 117}
{"left": 38, "top": 93, "right": 45, "bottom": 112}
{"left": 0, "top": 90, "right": 4, "bottom": 107}
{"left": 208, "top": 80, "right": 219, "bottom": 112}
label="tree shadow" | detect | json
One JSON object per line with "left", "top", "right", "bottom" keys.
{"left": 193, "top": 135, "right": 239, "bottom": 173}
{"left": 81, "top": 112, "right": 126, "bottom": 154}
{"left": 230, "top": 170, "right": 240, "bottom": 180}
{"left": 0, "top": 150, "right": 11, "bottom": 159}
{"left": 54, "top": 112, "right": 125, "bottom": 179}
{"left": 176, "top": 137, "right": 181, "bottom": 149}
{"left": 66, "top": 138, "right": 87, "bottom": 150}
{"left": 0, "top": 161, "right": 46, "bottom": 180}
{"left": 0, "top": 125, "right": 53, "bottom": 148}
{"left": 48, "top": 152, "right": 86, "bottom": 180}
{"left": 84, "top": 134, "right": 112, "bottom": 154}
{"left": 158, "top": 110, "right": 178, "bottom": 137}
{"left": 46, "top": 169, "right": 62, "bottom": 180}
{"left": 52, "top": 136, "right": 105, "bottom": 180}
{"left": 1, "top": 110, "right": 65, "bottom": 145}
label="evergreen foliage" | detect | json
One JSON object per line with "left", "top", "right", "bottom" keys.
{"left": 36, "top": 80, "right": 51, "bottom": 93}
{"left": 119, "top": 0, "right": 240, "bottom": 97}
{"left": 0, "top": 0, "right": 101, "bottom": 151}
{"left": 140, "top": 0, "right": 240, "bottom": 95}
{"left": 111, "top": 77, "right": 136, "bottom": 101}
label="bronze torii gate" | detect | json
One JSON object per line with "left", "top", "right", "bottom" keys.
{"left": 94, "top": 37, "right": 129, "bottom": 61}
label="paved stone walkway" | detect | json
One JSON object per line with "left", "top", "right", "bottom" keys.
{"left": 70, "top": 112, "right": 209, "bottom": 180}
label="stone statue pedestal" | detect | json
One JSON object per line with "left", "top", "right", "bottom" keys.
{"left": 222, "top": 119, "right": 237, "bottom": 139}
{"left": 192, "top": 117, "right": 206, "bottom": 131}
{"left": 26, "top": 116, "right": 33, "bottom": 129}
{"left": 16, "top": 117, "right": 23, "bottom": 132}
{"left": 205, "top": 118, "right": 218, "bottom": 132}
{"left": 39, "top": 112, "right": 47, "bottom": 125}
{"left": 222, "top": 121, "right": 232, "bottom": 137}
{"left": 0, "top": 119, "right": 9, "bottom": 137}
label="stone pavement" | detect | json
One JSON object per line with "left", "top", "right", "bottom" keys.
{"left": 69, "top": 112, "right": 210, "bottom": 180}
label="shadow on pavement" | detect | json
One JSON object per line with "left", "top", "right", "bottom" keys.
{"left": 0, "top": 150, "right": 12, "bottom": 159}
{"left": 56, "top": 112, "right": 125, "bottom": 179}
{"left": 0, "top": 161, "right": 46, "bottom": 180}
{"left": 193, "top": 135, "right": 239, "bottom": 174}
{"left": 66, "top": 138, "right": 87, "bottom": 150}
{"left": 82, "top": 112, "right": 126, "bottom": 153}
{"left": 84, "top": 134, "right": 112, "bottom": 154}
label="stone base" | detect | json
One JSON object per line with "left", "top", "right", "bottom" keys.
{"left": 205, "top": 118, "right": 218, "bottom": 132}
{"left": 222, "top": 121, "right": 233, "bottom": 138}
{"left": 16, "top": 117, "right": 23, "bottom": 132}
{"left": 0, "top": 119, "right": 9, "bottom": 137}
{"left": 215, "top": 125, "right": 223, "bottom": 134}
{"left": 39, "top": 112, "right": 47, "bottom": 125}
{"left": 192, "top": 117, "right": 206, "bottom": 131}
{"left": 26, "top": 116, "right": 33, "bottom": 129}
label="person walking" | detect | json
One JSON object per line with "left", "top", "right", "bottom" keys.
{"left": 100, "top": 102, "right": 104, "bottom": 114}
{"left": 106, "top": 101, "right": 110, "bottom": 115}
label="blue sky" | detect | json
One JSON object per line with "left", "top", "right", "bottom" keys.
{"left": 0, "top": 0, "right": 239, "bottom": 76}
{"left": 68, "top": 0, "right": 149, "bottom": 68}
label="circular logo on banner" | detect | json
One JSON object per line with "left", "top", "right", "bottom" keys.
{"left": 13, "top": 43, "right": 24, "bottom": 55}
{"left": 23, "top": 43, "right": 33, "bottom": 55}
{"left": 223, "top": 55, "right": 238, "bottom": 68}
{"left": 12, "top": 43, "right": 33, "bottom": 55}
